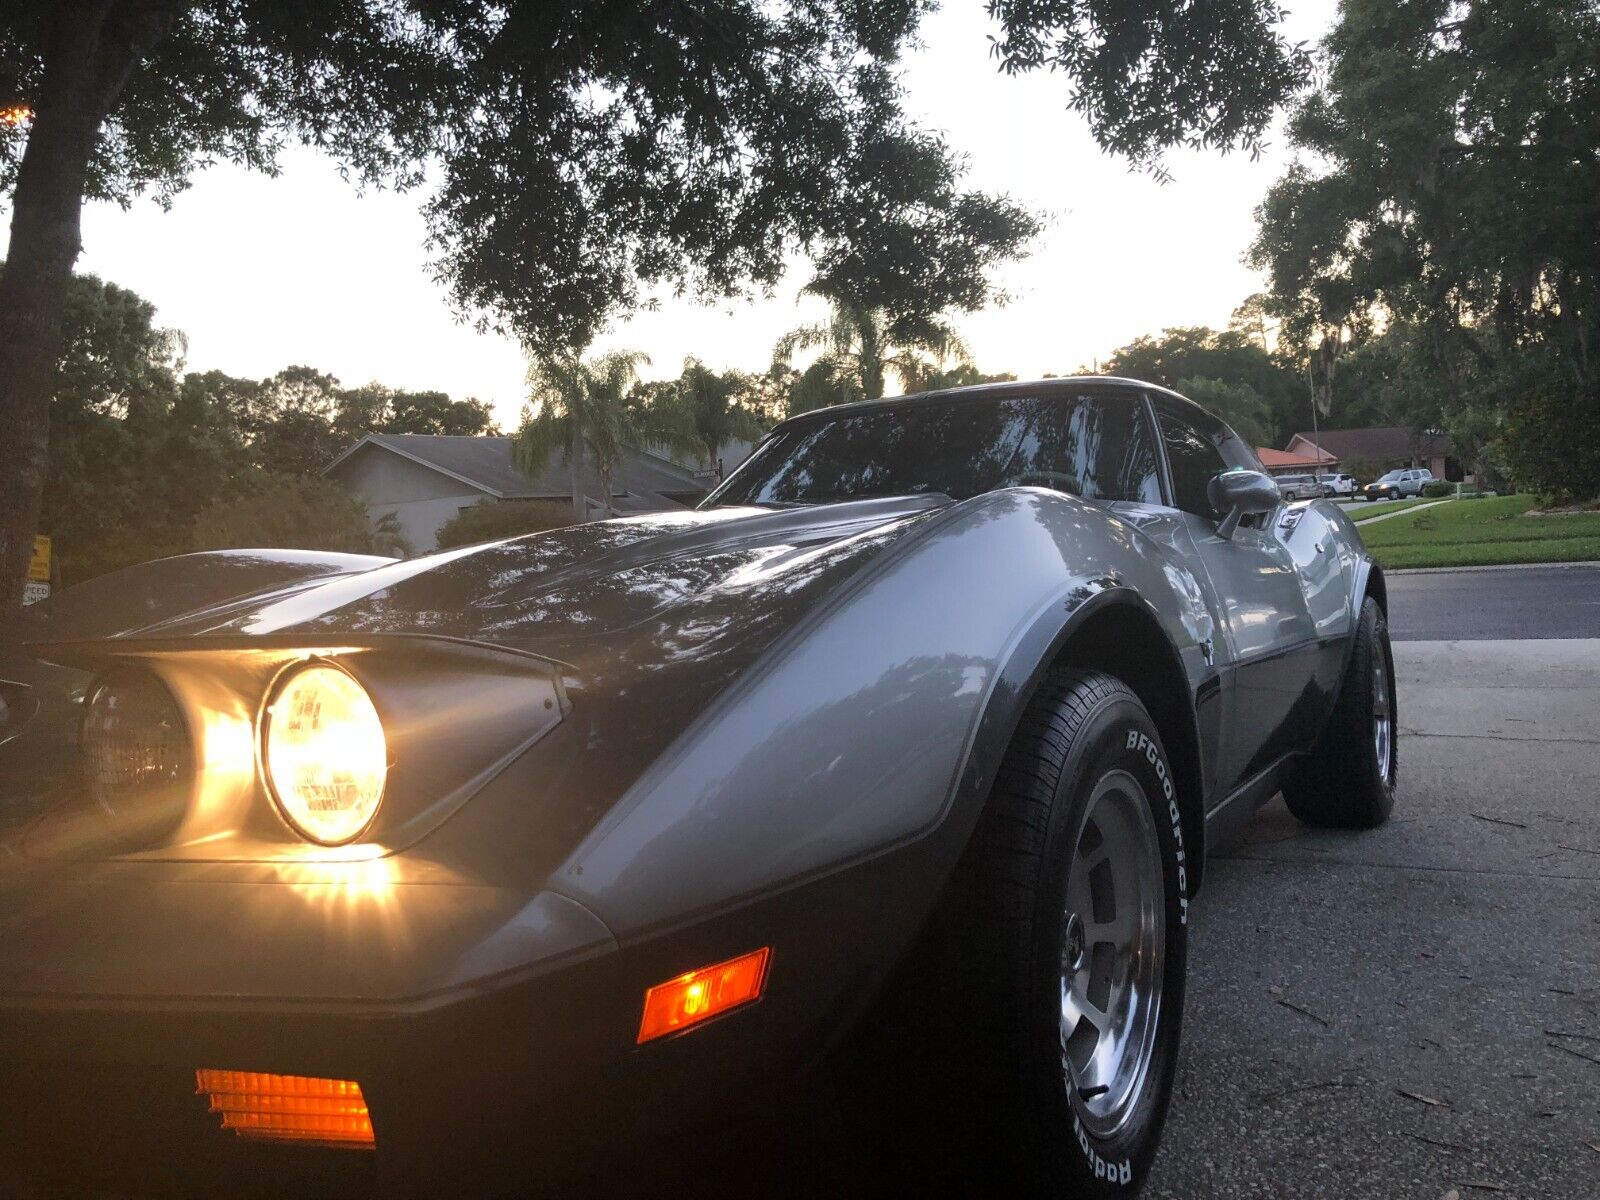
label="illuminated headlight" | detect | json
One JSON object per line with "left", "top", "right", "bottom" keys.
{"left": 82, "top": 671, "right": 191, "bottom": 803}
{"left": 261, "top": 663, "right": 386, "bottom": 845}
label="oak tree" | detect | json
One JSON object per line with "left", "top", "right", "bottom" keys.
{"left": 1, "top": 0, "right": 1308, "bottom": 606}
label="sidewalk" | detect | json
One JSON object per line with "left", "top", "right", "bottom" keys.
{"left": 1350, "top": 497, "right": 1451, "bottom": 526}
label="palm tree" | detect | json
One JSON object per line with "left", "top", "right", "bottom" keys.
{"left": 515, "top": 350, "right": 693, "bottom": 518}
{"left": 773, "top": 282, "right": 971, "bottom": 413}
{"left": 669, "top": 359, "right": 768, "bottom": 472}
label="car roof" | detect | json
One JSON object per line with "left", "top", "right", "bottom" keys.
{"left": 769, "top": 376, "right": 1209, "bottom": 434}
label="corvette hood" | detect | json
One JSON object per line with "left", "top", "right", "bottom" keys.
{"left": 136, "top": 495, "right": 950, "bottom": 664}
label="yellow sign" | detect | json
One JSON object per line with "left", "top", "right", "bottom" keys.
{"left": 28, "top": 534, "right": 51, "bottom": 582}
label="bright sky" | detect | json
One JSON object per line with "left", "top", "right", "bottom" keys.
{"left": 51, "top": 1, "right": 1335, "bottom": 430}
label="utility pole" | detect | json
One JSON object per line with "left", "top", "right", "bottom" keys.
{"left": 1307, "top": 358, "right": 1327, "bottom": 482}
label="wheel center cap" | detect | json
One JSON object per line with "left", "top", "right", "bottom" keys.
{"left": 1064, "top": 912, "right": 1087, "bottom": 974}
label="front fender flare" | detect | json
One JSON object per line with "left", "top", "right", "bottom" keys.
{"left": 944, "top": 585, "right": 1208, "bottom": 897}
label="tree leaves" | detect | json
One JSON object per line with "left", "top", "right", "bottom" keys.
{"left": 1, "top": 1, "right": 1303, "bottom": 358}
{"left": 984, "top": 0, "right": 1310, "bottom": 171}
{"left": 1248, "top": 0, "right": 1600, "bottom": 497}
{"left": 38, "top": 271, "right": 491, "bottom": 583}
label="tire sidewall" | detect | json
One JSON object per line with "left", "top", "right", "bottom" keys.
{"left": 1354, "top": 599, "right": 1400, "bottom": 810}
{"left": 1026, "top": 693, "right": 1190, "bottom": 1195}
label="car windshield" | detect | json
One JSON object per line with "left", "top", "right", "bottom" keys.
{"left": 1377, "top": 470, "right": 1403, "bottom": 482}
{"left": 704, "top": 392, "right": 1160, "bottom": 508}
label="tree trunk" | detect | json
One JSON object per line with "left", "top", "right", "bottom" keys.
{"left": 0, "top": 0, "right": 177, "bottom": 613}
{"left": 860, "top": 316, "right": 885, "bottom": 400}
{"left": 568, "top": 425, "right": 585, "bottom": 518}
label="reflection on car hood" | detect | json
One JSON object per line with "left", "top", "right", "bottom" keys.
{"left": 139, "top": 496, "right": 952, "bottom": 663}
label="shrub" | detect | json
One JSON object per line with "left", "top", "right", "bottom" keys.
{"left": 189, "top": 472, "right": 411, "bottom": 558}
{"left": 1502, "top": 384, "right": 1600, "bottom": 503}
{"left": 1420, "top": 480, "right": 1454, "bottom": 498}
{"left": 435, "top": 499, "right": 577, "bottom": 548}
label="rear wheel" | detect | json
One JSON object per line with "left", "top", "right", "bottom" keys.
{"left": 894, "top": 670, "right": 1189, "bottom": 1194}
{"left": 1283, "top": 597, "right": 1397, "bottom": 828}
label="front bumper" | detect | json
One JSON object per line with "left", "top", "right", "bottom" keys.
{"left": 0, "top": 848, "right": 892, "bottom": 1197}
{"left": 0, "top": 862, "right": 619, "bottom": 1193}
{"left": 0, "top": 948, "right": 714, "bottom": 1197}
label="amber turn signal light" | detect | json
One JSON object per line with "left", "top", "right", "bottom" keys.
{"left": 637, "top": 947, "right": 772, "bottom": 1044}
{"left": 196, "top": 1069, "right": 375, "bottom": 1150}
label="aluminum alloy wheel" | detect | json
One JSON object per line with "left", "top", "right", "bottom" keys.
{"left": 1059, "top": 769, "right": 1165, "bottom": 1138}
{"left": 1372, "top": 645, "right": 1394, "bottom": 780}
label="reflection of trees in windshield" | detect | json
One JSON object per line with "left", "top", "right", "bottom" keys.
{"left": 712, "top": 394, "right": 1160, "bottom": 507}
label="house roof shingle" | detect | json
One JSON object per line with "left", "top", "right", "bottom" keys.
{"left": 1258, "top": 447, "right": 1339, "bottom": 470}
{"left": 326, "top": 433, "right": 706, "bottom": 507}
{"left": 1288, "top": 426, "right": 1449, "bottom": 462}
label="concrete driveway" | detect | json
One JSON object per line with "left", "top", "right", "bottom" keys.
{"left": 1146, "top": 636, "right": 1600, "bottom": 1199}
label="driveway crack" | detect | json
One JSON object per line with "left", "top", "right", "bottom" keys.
{"left": 1215, "top": 852, "right": 1600, "bottom": 882}
{"left": 1401, "top": 729, "right": 1600, "bottom": 746}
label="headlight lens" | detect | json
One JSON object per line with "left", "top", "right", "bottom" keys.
{"left": 262, "top": 663, "right": 386, "bottom": 844}
{"left": 82, "top": 670, "right": 191, "bottom": 804}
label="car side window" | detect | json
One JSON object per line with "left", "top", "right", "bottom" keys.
{"left": 1008, "top": 392, "right": 1163, "bottom": 504}
{"left": 1151, "top": 395, "right": 1260, "bottom": 518}
{"left": 1086, "top": 393, "right": 1163, "bottom": 504}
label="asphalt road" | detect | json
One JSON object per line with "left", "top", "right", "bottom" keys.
{"left": 1387, "top": 563, "right": 1600, "bottom": 641}
{"left": 1146, "top": 638, "right": 1600, "bottom": 1199}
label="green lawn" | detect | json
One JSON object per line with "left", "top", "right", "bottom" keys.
{"left": 1357, "top": 494, "right": 1600, "bottom": 568}
{"left": 1346, "top": 497, "right": 1434, "bottom": 523}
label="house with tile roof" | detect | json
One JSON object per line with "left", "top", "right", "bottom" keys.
{"left": 1256, "top": 446, "right": 1342, "bottom": 475}
{"left": 1284, "top": 426, "right": 1456, "bottom": 480}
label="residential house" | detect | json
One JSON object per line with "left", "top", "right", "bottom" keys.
{"left": 324, "top": 434, "right": 717, "bottom": 552}
{"left": 1256, "top": 447, "right": 1342, "bottom": 477}
{"left": 1284, "top": 427, "right": 1457, "bottom": 481}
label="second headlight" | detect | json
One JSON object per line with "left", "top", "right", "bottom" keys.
{"left": 262, "top": 662, "right": 387, "bottom": 845}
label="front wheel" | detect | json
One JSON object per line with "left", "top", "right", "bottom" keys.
{"left": 909, "top": 670, "right": 1190, "bottom": 1194}
{"left": 1283, "top": 597, "right": 1398, "bottom": 828}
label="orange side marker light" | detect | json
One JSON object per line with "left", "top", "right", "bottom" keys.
{"left": 195, "top": 1069, "right": 375, "bottom": 1149}
{"left": 637, "top": 947, "right": 772, "bottom": 1044}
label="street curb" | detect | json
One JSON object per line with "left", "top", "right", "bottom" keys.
{"left": 1387, "top": 560, "right": 1600, "bottom": 576}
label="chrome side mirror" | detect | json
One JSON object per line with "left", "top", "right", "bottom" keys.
{"left": 1207, "top": 469, "right": 1281, "bottom": 539}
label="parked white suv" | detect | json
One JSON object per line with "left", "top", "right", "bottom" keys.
{"left": 1323, "top": 473, "right": 1358, "bottom": 497}
{"left": 1361, "top": 468, "right": 1433, "bottom": 500}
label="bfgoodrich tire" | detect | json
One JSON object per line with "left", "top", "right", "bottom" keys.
{"left": 1283, "top": 596, "right": 1398, "bottom": 829}
{"left": 894, "top": 669, "right": 1190, "bottom": 1196}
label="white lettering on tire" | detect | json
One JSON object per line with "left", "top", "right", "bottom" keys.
{"left": 1073, "top": 1112, "right": 1133, "bottom": 1186}
{"left": 1123, "top": 730, "right": 1187, "bottom": 926}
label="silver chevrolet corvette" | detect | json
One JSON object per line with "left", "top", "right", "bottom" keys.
{"left": 0, "top": 378, "right": 1395, "bottom": 1197}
